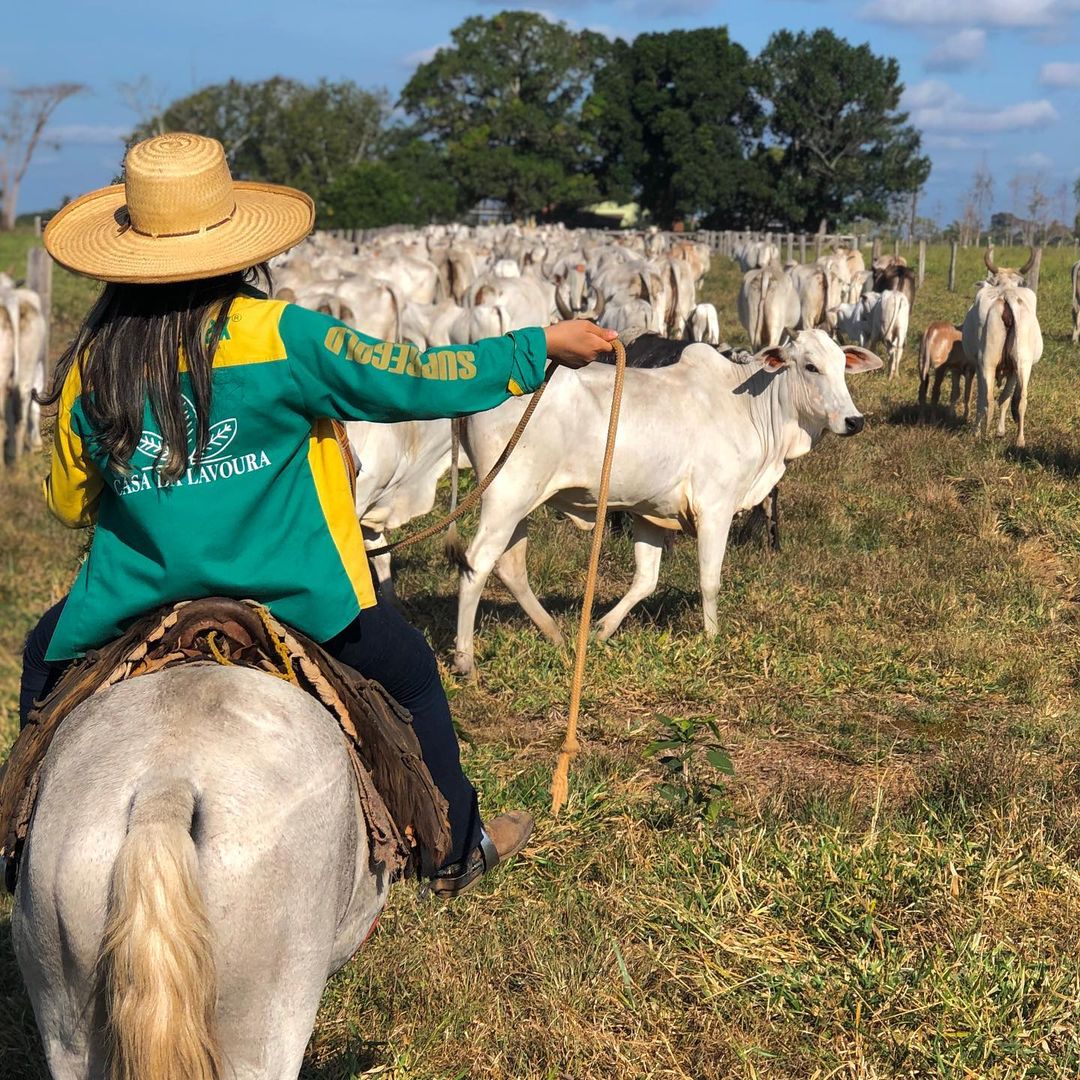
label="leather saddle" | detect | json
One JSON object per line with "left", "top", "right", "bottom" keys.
{"left": 1, "top": 597, "right": 450, "bottom": 891}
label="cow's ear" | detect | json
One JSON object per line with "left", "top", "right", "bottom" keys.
{"left": 757, "top": 346, "right": 789, "bottom": 370}
{"left": 843, "top": 347, "right": 883, "bottom": 374}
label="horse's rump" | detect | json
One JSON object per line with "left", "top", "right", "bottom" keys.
{"left": 1, "top": 597, "right": 451, "bottom": 885}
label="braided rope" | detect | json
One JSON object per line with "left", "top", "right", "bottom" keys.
{"left": 551, "top": 338, "right": 626, "bottom": 814}
{"left": 364, "top": 369, "right": 553, "bottom": 559}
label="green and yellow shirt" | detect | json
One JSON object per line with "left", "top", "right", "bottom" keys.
{"left": 44, "top": 292, "right": 548, "bottom": 661}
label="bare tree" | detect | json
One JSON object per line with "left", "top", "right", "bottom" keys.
{"left": 959, "top": 198, "right": 980, "bottom": 248}
{"left": 117, "top": 76, "right": 168, "bottom": 138}
{"left": 0, "top": 83, "right": 85, "bottom": 230}
{"left": 1027, "top": 172, "right": 1048, "bottom": 245}
{"left": 971, "top": 161, "right": 993, "bottom": 244}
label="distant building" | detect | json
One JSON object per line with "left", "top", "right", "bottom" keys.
{"left": 466, "top": 198, "right": 512, "bottom": 226}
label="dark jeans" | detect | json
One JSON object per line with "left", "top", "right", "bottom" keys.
{"left": 20, "top": 596, "right": 481, "bottom": 869}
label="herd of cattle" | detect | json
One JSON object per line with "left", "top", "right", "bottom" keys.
{"left": 0, "top": 273, "right": 47, "bottom": 466}
{"left": 3, "top": 223, "right": 1078, "bottom": 667}
{"left": 265, "top": 223, "right": 1080, "bottom": 669}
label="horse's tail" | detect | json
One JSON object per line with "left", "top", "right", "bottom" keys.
{"left": 99, "top": 779, "right": 222, "bottom": 1080}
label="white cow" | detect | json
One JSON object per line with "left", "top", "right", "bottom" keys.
{"left": 1071, "top": 260, "right": 1080, "bottom": 345}
{"left": 347, "top": 419, "right": 455, "bottom": 601}
{"left": 830, "top": 295, "right": 873, "bottom": 347}
{"left": 0, "top": 288, "right": 16, "bottom": 466}
{"left": 869, "top": 289, "right": 910, "bottom": 380}
{"left": 686, "top": 303, "right": 721, "bottom": 344}
{"left": 962, "top": 277, "right": 1043, "bottom": 447}
{"left": 453, "top": 330, "right": 881, "bottom": 676}
{"left": 3, "top": 286, "right": 47, "bottom": 460}
{"left": 737, "top": 264, "right": 800, "bottom": 350}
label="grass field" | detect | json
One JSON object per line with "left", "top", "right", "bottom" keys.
{"left": 3, "top": 236, "right": 1080, "bottom": 1078}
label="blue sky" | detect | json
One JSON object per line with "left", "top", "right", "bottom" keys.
{"left": 6, "top": 0, "right": 1080, "bottom": 226}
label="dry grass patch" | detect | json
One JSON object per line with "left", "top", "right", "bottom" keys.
{"left": 5, "top": 243, "right": 1080, "bottom": 1077}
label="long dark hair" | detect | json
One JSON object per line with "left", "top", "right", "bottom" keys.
{"left": 39, "top": 264, "right": 272, "bottom": 482}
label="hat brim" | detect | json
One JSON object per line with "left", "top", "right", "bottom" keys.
{"left": 43, "top": 181, "right": 315, "bottom": 284}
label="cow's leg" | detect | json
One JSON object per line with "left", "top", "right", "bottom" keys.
{"left": 1073, "top": 307, "right": 1079, "bottom": 345}
{"left": 944, "top": 369, "right": 958, "bottom": 411}
{"left": 976, "top": 366, "right": 994, "bottom": 437}
{"left": 362, "top": 526, "right": 397, "bottom": 604}
{"left": 995, "top": 374, "right": 1015, "bottom": 439}
{"left": 1013, "top": 371, "right": 1029, "bottom": 449}
{"left": 10, "top": 389, "right": 26, "bottom": 462}
{"left": 595, "top": 517, "right": 668, "bottom": 641}
{"left": 888, "top": 340, "right": 900, "bottom": 380}
{"left": 455, "top": 507, "right": 534, "bottom": 677}
{"left": 767, "top": 486, "right": 781, "bottom": 552}
{"left": 962, "top": 369, "right": 975, "bottom": 420}
{"left": 494, "top": 520, "right": 563, "bottom": 646}
{"left": 697, "top": 509, "right": 735, "bottom": 636}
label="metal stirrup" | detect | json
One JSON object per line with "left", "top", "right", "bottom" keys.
{"left": 478, "top": 828, "right": 500, "bottom": 871}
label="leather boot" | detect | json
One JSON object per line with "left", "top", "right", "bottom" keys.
{"left": 428, "top": 811, "right": 534, "bottom": 898}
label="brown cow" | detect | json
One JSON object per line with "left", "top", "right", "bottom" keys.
{"left": 918, "top": 321, "right": 973, "bottom": 416}
{"left": 873, "top": 254, "right": 917, "bottom": 310}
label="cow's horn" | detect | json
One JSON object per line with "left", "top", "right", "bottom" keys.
{"left": 554, "top": 283, "right": 575, "bottom": 321}
{"left": 1020, "top": 248, "right": 1036, "bottom": 276}
{"left": 984, "top": 247, "right": 999, "bottom": 275}
{"left": 582, "top": 286, "right": 605, "bottom": 322}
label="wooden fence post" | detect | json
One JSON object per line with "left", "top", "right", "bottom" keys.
{"left": 948, "top": 241, "right": 959, "bottom": 292}
{"left": 871, "top": 237, "right": 881, "bottom": 262}
{"left": 1027, "top": 246, "right": 1043, "bottom": 293}
{"left": 786, "top": 232, "right": 794, "bottom": 262}
{"left": 799, "top": 234, "right": 806, "bottom": 262}
{"left": 917, "top": 239, "right": 927, "bottom": 288}
{"left": 814, "top": 234, "right": 822, "bottom": 259}
{"left": 26, "top": 246, "right": 53, "bottom": 381}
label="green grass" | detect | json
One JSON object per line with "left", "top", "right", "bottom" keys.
{"left": 4, "top": 240, "right": 1080, "bottom": 1078}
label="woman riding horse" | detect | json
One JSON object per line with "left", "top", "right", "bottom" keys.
{"left": 22, "top": 133, "right": 615, "bottom": 894}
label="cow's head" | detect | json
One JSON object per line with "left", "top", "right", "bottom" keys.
{"left": 984, "top": 247, "right": 1034, "bottom": 287}
{"left": 758, "top": 329, "right": 881, "bottom": 437}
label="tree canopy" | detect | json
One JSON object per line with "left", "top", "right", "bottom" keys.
{"left": 135, "top": 77, "right": 390, "bottom": 206}
{"left": 590, "top": 29, "right": 767, "bottom": 229}
{"left": 399, "top": 11, "right": 610, "bottom": 219}
{"left": 755, "top": 29, "right": 931, "bottom": 232}
{"left": 121, "top": 16, "right": 934, "bottom": 232}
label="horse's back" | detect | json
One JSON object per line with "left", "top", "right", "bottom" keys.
{"left": 14, "top": 664, "right": 382, "bottom": 1080}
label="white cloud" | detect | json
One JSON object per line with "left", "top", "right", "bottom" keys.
{"left": 902, "top": 80, "right": 1059, "bottom": 133}
{"left": 924, "top": 134, "right": 984, "bottom": 151}
{"left": 1040, "top": 62, "right": 1080, "bottom": 87}
{"left": 1016, "top": 151, "right": 1054, "bottom": 169}
{"left": 47, "top": 124, "right": 127, "bottom": 146}
{"left": 400, "top": 43, "right": 446, "bottom": 68}
{"left": 924, "top": 28, "right": 986, "bottom": 71}
{"left": 864, "top": 0, "right": 1078, "bottom": 28}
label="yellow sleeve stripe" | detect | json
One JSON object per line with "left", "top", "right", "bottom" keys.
{"left": 306, "top": 419, "right": 378, "bottom": 613}
{"left": 44, "top": 361, "right": 104, "bottom": 529}
{"left": 507, "top": 378, "right": 525, "bottom": 396}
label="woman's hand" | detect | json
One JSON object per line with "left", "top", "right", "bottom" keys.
{"left": 544, "top": 320, "right": 618, "bottom": 368}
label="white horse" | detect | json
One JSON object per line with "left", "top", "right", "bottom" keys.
{"left": 13, "top": 663, "right": 388, "bottom": 1080}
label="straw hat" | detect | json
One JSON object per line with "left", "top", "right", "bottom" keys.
{"left": 43, "top": 133, "right": 315, "bottom": 284}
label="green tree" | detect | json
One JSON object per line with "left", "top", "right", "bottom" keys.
{"left": 589, "top": 29, "right": 766, "bottom": 229}
{"left": 320, "top": 139, "right": 459, "bottom": 228}
{"left": 399, "top": 11, "right": 610, "bottom": 219}
{"left": 134, "top": 78, "right": 390, "bottom": 205}
{"left": 755, "top": 29, "right": 930, "bottom": 232}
